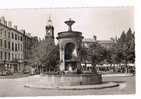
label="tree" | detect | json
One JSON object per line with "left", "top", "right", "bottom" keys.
{"left": 28, "top": 37, "right": 59, "bottom": 72}
{"left": 126, "top": 29, "right": 135, "bottom": 63}
{"left": 0, "top": 63, "right": 6, "bottom": 75}
{"left": 110, "top": 28, "right": 135, "bottom": 65}
{"left": 88, "top": 42, "right": 107, "bottom": 73}
{"left": 119, "top": 28, "right": 135, "bottom": 64}
{"left": 79, "top": 47, "right": 88, "bottom": 67}
{"left": 40, "top": 44, "right": 60, "bottom": 72}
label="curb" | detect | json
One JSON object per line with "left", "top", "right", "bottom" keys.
{"left": 24, "top": 82, "right": 119, "bottom": 90}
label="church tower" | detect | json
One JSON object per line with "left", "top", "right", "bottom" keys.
{"left": 45, "top": 17, "right": 55, "bottom": 45}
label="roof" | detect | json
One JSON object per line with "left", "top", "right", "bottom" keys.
{"left": 0, "top": 22, "right": 23, "bottom": 35}
{"left": 83, "top": 39, "right": 96, "bottom": 42}
{"left": 83, "top": 39, "right": 113, "bottom": 43}
{"left": 97, "top": 40, "right": 113, "bottom": 44}
{"left": 0, "top": 22, "right": 32, "bottom": 39}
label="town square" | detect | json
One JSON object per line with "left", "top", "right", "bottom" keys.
{"left": 0, "top": 7, "right": 135, "bottom": 96}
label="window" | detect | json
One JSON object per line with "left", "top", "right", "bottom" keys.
{"left": 12, "top": 53, "right": 14, "bottom": 60}
{"left": 18, "top": 43, "right": 20, "bottom": 51}
{"left": 21, "top": 44, "right": 22, "bottom": 51}
{"left": 20, "top": 54, "right": 22, "bottom": 59}
{"left": 15, "top": 43, "right": 17, "bottom": 51}
{"left": 4, "top": 52, "right": 7, "bottom": 60}
{"left": 0, "top": 39, "right": 2, "bottom": 48}
{"left": 21, "top": 36, "right": 23, "bottom": 41}
{"left": 21, "top": 54, "right": 23, "bottom": 59}
{"left": 8, "top": 53, "right": 10, "bottom": 60}
{"left": 12, "top": 42, "right": 14, "bottom": 51}
{"left": 15, "top": 34, "right": 17, "bottom": 40}
{"left": 8, "top": 32, "right": 10, "bottom": 38}
{"left": 18, "top": 54, "right": 20, "bottom": 59}
{"left": 4, "top": 40, "right": 7, "bottom": 48}
{"left": 0, "top": 29, "right": 2, "bottom": 37}
{"left": 4, "top": 30, "right": 6, "bottom": 37}
{"left": 12, "top": 32, "right": 14, "bottom": 39}
{"left": 0, "top": 51, "right": 2, "bottom": 60}
{"left": 15, "top": 54, "right": 17, "bottom": 59}
{"left": 8, "top": 41, "right": 10, "bottom": 49}
{"left": 18, "top": 36, "right": 20, "bottom": 40}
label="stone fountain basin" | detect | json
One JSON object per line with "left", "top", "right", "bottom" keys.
{"left": 26, "top": 73, "right": 102, "bottom": 87}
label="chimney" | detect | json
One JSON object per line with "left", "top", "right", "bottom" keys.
{"left": 19, "top": 29, "right": 25, "bottom": 34}
{"left": 27, "top": 33, "right": 31, "bottom": 37}
{"left": 4, "top": 20, "right": 7, "bottom": 26}
{"left": 93, "top": 35, "right": 97, "bottom": 41}
{"left": 8, "top": 21, "right": 12, "bottom": 27}
{"left": 0, "top": 16, "right": 5, "bottom": 24}
{"left": 13, "top": 25, "right": 18, "bottom": 30}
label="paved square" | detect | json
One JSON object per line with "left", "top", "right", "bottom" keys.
{"left": 0, "top": 75, "right": 135, "bottom": 96}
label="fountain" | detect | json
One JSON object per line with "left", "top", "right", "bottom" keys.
{"left": 25, "top": 19, "right": 119, "bottom": 90}
{"left": 55, "top": 18, "right": 102, "bottom": 85}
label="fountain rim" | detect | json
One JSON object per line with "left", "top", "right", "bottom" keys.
{"left": 56, "top": 31, "right": 83, "bottom": 39}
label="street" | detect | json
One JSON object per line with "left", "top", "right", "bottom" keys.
{"left": 0, "top": 75, "right": 135, "bottom": 96}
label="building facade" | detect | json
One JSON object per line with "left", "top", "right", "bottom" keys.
{"left": 0, "top": 16, "right": 33, "bottom": 74}
{"left": 82, "top": 35, "right": 113, "bottom": 49}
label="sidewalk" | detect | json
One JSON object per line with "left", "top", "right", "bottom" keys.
{"left": 102, "top": 73, "right": 134, "bottom": 77}
{"left": 0, "top": 73, "right": 30, "bottom": 79}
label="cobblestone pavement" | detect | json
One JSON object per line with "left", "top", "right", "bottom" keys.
{"left": 0, "top": 75, "right": 135, "bottom": 96}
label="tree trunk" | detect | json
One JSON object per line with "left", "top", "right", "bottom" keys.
{"left": 92, "top": 64, "right": 98, "bottom": 74}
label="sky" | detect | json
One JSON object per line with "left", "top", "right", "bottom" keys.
{"left": 0, "top": 7, "right": 134, "bottom": 43}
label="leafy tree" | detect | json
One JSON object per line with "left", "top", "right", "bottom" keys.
{"left": 0, "top": 63, "right": 6, "bottom": 75}
{"left": 110, "top": 28, "right": 135, "bottom": 65}
{"left": 88, "top": 42, "right": 107, "bottom": 73}
{"left": 126, "top": 29, "right": 135, "bottom": 63}
{"left": 79, "top": 47, "right": 88, "bottom": 66}
{"left": 40, "top": 44, "right": 60, "bottom": 72}
{"left": 28, "top": 38, "right": 59, "bottom": 72}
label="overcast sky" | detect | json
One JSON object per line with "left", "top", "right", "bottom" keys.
{"left": 0, "top": 7, "right": 134, "bottom": 42}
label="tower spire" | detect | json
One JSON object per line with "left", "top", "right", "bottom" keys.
{"left": 45, "top": 16, "right": 54, "bottom": 40}
{"left": 47, "top": 16, "right": 52, "bottom": 26}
